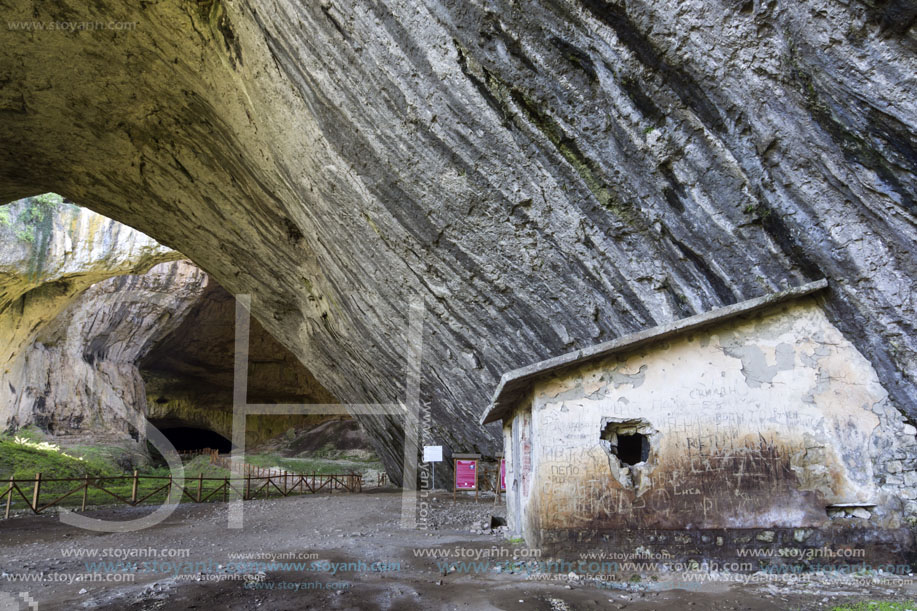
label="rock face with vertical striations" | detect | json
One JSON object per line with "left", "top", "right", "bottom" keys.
{"left": 0, "top": 1, "right": 914, "bottom": 484}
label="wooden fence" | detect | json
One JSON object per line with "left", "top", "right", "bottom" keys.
{"left": 1, "top": 469, "right": 362, "bottom": 518}
{"left": 210, "top": 454, "right": 389, "bottom": 488}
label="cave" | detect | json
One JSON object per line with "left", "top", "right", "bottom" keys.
{"left": 153, "top": 424, "right": 233, "bottom": 453}
{"left": 0, "top": 0, "right": 916, "bottom": 605}
{"left": 139, "top": 272, "right": 342, "bottom": 447}
{"left": 0, "top": 200, "right": 342, "bottom": 455}
{"left": 0, "top": 0, "right": 915, "bottom": 493}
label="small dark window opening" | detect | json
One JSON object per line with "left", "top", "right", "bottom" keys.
{"left": 615, "top": 433, "right": 649, "bottom": 465}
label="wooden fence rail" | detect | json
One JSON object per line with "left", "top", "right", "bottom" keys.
{"left": 1, "top": 469, "right": 362, "bottom": 518}
{"left": 208, "top": 455, "right": 388, "bottom": 488}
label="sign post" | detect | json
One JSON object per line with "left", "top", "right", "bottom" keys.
{"left": 422, "top": 445, "right": 443, "bottom": 490}
{"left": 452, "top": 453, "right": 480, "bottom": 502}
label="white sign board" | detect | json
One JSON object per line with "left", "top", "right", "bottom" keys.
{"left": 423, "top": 445, "right": 443, "bottom": 462}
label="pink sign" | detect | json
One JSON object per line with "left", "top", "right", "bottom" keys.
{"left": 455, "top": 459, "right": 477, "bottom": 489}
{"left": 500, "top": 459, "right": 506, "bottom": 491}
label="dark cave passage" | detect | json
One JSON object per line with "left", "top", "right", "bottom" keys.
{"left": 155, "top": 425, "right": 232, "bottom": 453}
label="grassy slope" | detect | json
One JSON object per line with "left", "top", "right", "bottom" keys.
{"left": 0, "top": 429, "right": 377, "bottom": 515}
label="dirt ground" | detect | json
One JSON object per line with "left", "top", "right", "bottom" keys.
{"left": 1, "top": 490, "right": 915, "bottom": 610}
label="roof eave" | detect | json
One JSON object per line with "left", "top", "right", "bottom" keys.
{"left": 479, "top": 279, "right": 828, "bottom": 426}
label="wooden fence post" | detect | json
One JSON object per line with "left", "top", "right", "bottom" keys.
{"left": 197, "top": 473, "right": 203, "bottom": 502}
{"left": 245, "top": 473, "right": 251, "bottom": 500}
{"left": 81, "top": 475, "right": 89, "bottom": 512}
{"left": 31, "top": 473, "right": 41, "bottom": 513}
{"left": 167, "top": 474, "right": 173, "bottom": 503}
{"left": 131, "top": 470, "right": 139, "bottom": 505}
{"left": 4, "top": 476, "right": 12, "bottom": 519}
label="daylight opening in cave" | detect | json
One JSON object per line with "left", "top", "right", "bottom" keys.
{"left": 154, "top": 425, "right": 233, "bottom": 453}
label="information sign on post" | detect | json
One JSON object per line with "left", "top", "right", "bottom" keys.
{"left": 452, "top": 453, "right": 480, "bottom": 501}
{"left": 423, "top": 445, "right": 443, "bottom": 489}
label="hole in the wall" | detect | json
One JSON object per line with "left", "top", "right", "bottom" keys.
{"left": 600, "top": 418, "right": 657, "bottom": 492}
{"left": 614, "top": 432, "right": 649, "bottom": 466}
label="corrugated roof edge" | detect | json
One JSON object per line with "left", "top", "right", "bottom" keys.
{"left": 479, "top": 279, "right": 828, "bottom": 425}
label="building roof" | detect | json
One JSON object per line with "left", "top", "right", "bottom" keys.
{"left": 479, "top": 279, "right": 828, "bottom": 425}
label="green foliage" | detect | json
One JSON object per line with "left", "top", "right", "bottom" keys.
{"left": 8, "top": 425, "right": 43, "bottom": 442}
{"left": 0, "top": 437, "right": 233, "bottom": 514}
{"left": 0, "top": 207, "right": 10, "bottom": 227}
{"left": 15, "top": 226, "right": 35, "bottom": 243}
{"left": 18, "top": 194, "right": 59, "bottom": 225}
{"left": 0, "top": 434, "right": 118, "bottom": 481}
{"left": 13, "top": 193, "right": 67, "bottom": 279}
{"left": 0, "top": 428, "right": 378, "bottom": 516}
{"left": 32, "top": 192, "right": 64, "bottom": 208}
{"left": 10, "top": 193, "right": 64, "bottom": 244}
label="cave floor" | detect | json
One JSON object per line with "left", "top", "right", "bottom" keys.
{"left": 1, "top": 491, "right": 915, "bottom": 610}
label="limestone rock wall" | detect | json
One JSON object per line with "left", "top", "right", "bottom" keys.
{"left": 1, "top": 200, "right": 338, "bottom": 447}
{"left": 0, "top": 198, "right": 183, "bottom": 368}
{"left": 0, "top": 1, "right": 913, "bottom": 483}
{"left": 0, "top": 197, "right": 197, "bottom": 440}
{"left": 0, "top": 258, "right": 208, "bottom": 440}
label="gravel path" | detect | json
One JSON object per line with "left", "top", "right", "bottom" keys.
{"left": 1, "top": 491, "right": 914, "bottom": 610}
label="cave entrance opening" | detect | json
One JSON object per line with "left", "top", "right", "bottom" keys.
{"left": 1, "top": 196, "right": 347, "bottom": 471}
{"left": 153, "top": 424, "right": 233, "bottom": 453}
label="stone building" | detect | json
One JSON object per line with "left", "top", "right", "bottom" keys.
{"left": 480, "top": 280, "right": 917, "bottom": 560}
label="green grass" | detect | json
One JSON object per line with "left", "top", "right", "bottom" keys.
{"left": 0, "top": 433, "right": 119, "bottom": 481}
{"left": 0, "top": 431, "right": 369, "bottom": 515}
{"left": 1, "top": 452, "right": 240, "bottom": 514}
{"left": 0, "top": 427, "right": 379, "bottom": 516}
{"left": 832, "top": 602, "right": 917, "bottom": 611}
